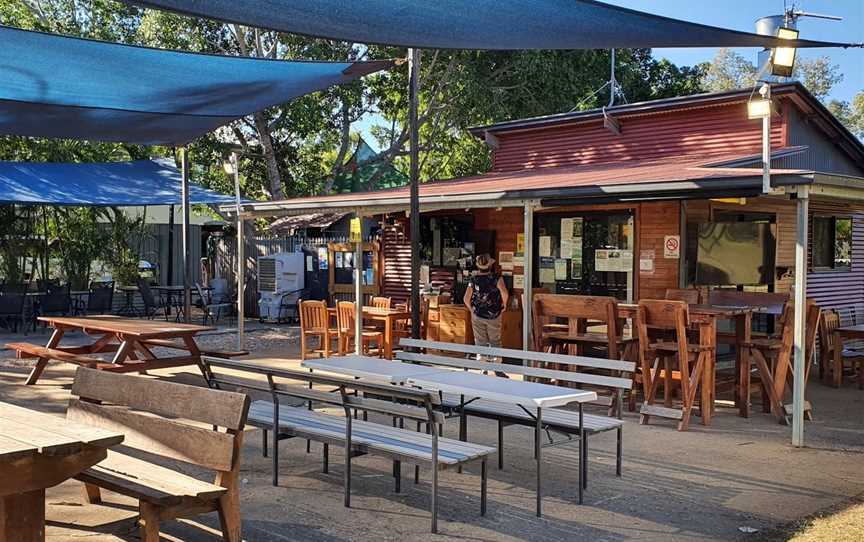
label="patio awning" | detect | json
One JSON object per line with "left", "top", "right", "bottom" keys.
{"left": 124, "top": 0, "right": 857, "bottom": 50}
{"left": 0, "top": 25, "right": 392, "bottom": 145}
{"left": 268, "top": 212, "right": 348, "bottom": 234}
{"left": 0, "top": 159, "right": 240, "bottom": 206}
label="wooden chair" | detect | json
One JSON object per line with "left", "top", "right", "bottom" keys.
{"left": 819, "top": 309, "right": 864, "bottom": 389}
{"left": 636, "top": 299, "right": 713, "bottom": 431}
{"left": 299, "top": 300, "right": 338, "bottom": 359}
{"left": 67, "top": 368, "right": 250, "bottom": 542}
{"left": 371, "top": 296, "right": 392, "bottom": 309}
{"left": 533, "top": 294, "right": 634, "bottom": 361}
{"left": 740, "top": 299, "right": 821, "bottom": 421}
{"left": 337, "top": 301, "right": 383, "bottom": 356}
{"left": 665, "top": 288, "right": 700, "bottom": 304}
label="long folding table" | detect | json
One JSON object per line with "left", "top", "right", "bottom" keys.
{"left": 302, "top": 356, "right": 597, "bottom": 516}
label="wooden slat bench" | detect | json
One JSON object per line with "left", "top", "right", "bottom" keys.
{"left": 398, "top": 338, "right": 633, "bottom": 477}
{"left": 65, "top": 367, "right": 250, "bottom": 542}
{"left": 201, "top": 357, "right": 494, "bottom": 534}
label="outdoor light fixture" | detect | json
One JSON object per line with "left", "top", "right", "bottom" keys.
{"left": 771, "top": 26, "right": 799, "bottom": 77}
{"left": 747, "top": 98, "right": 771, "bottom": 119}
{"left": 222, "top": 157, "right": 235, "bottom": 175}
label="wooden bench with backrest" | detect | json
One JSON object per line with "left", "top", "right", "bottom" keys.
{"left": 397, "top": 338, "right": 633, "bottom": 476}
{"left": 65, "top": 367, "right": 250, "bottom": 542}
{"left": 200, "top": 357, "right": 494, "bottom": 534}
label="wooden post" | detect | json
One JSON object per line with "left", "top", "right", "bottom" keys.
{"left": 408, "top": 48, "right": 421, "bottom": 340}
{"left": 180, "top": 147, "right": 192, "bottom": 323}
{"left": 522, "top": 201, "right": 535, "bottom": 356}
{"left": 792, "top": 187, "right": 808, "bottom": 447}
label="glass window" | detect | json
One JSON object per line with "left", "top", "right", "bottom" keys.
{"left": 812, "top": 216, "right": 852, "bottom": 270}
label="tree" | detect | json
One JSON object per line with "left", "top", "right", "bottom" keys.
{"left": 795, "top": 57, "right": 843, "bottom": 101}
{"left": 701, "top": 49, "right": 758, "bottom": 93}
{"left": 828, "top": 92, "right": 864, "bottom": 140}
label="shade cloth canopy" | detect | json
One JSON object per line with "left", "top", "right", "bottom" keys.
{"left": 0, "top": 25, "right": 392, "bottom": 145}
{"left": 125, "top": 0, "right": 857, "bottom": 50}
{"left": 0, "top": 159, "right": 240, "bottom": 206}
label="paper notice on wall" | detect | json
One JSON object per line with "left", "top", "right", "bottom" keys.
{"left": 573, "top": 217, "right": 584, "bottom": 238}
{"left": 513, "top": 274, "right": 525, "bottom": 289}
{"left": 571, "top": 258, "right": 582, "bottom": 279}
{"left": 664, "top": 235, "right": 681, "bottom": 258}
{"left": 554, "top": 259, "right": 568, "bottom": 280}
{"left": 572, "top": 238, "right": 583, "bottom": 261}
{"left": 306, "top": 255, "right": 313, "bottom": 272}
{"left": 317, "top": 247, "right": 329, "bottom": 269}
{"left": 513, "top": 256, "right": 524, "bottom": 267}
{"left": 516, "top": 233, "right": 525, "bottom": 255}
{"left": 561, "top": 218, "right": 573, "bottom": 240}
{"left": 539, "top": 236, "right": 552, "bottom": 258}
{"left": 560, "top": 238, "right": 572, "bottom": 258}
{"left": 595, "top": 249, "right": 633, "bottom": 272}
{"left": 639, "top": 249, "right": 655, "bottom": 275}
{"left": 498, "top": 251, "right": 514, "bottom": 271}
{"left": 539, "top": 256, "right": 555, "bottom": 283}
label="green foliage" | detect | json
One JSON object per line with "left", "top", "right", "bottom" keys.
{"left": 828, "top": 92, "right": 864, "bottom": 140}
{"left": 701, "top": 49, "right": 758, "bottom": 93}
{"left": 104, "top": 208, "right": 145, "bottom": 286}
{"left": 49, "top": 207, "right": 108, "bottom": 289}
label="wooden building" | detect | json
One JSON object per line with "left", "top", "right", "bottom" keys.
{"left": 234, "top": 82, "right": 864, "bottom": 344}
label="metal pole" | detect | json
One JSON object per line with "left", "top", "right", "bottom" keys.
{"left": 234, "top": 151, "right": 245, "bottom": 350}
{"left": 792, "top": 187, "right": 808, "bottom": 447}
{"left": 762, "top": 84, "right": 772, "bottom": 194}
{"left": 408, "top": 48, "right": 421, "bottom": 339}
{"left": 180, "top": 147, "right": 192, "bottom": 323}
{"left": 522, "top": 201, "right": 534, "bottom": 355}
{"left": 354, "top": 211, "right": 363, "bottom": 355}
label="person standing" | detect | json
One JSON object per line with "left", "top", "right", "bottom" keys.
{"left": 463, "top": 254, "right": 509, "bottom": 377}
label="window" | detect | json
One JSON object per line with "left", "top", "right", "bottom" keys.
{"left": 812, "top": 216, "right": 852, "bottom": 270}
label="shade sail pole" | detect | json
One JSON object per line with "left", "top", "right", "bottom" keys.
{"left": 180, "top": 147, "right": 192, "bottom": 323}
{"left": 408, "top": 48, "right": 421, "bottom": 339}
{"left": 234, "top": 151, "right": 245, "bottom": 350}
{"left": 522, "top": 201, "right": 535, "bottom": 356}
{"left": 355, "top": 210, "right": 364, "bottom": 355}
{"left": 792, "top": 187, "right": 808, "bottom": 447}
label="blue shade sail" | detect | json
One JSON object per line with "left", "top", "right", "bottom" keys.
{"left": 0, "top": 25, "right": 392, "bottom": 145}
{"left": 124, "top": 0, "right": 856, "bottom": 50}
{"left": 0, "top": 159, "right": 241, "bottom": 206}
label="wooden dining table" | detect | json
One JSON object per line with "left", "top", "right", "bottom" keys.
{"left": 327, "top": 306, "right": 410, "bottom": 359}
{"left": 10, "top": 315, "right": 215, "bottom": 385}
{"left": 617, "top": 303, "right": 764, "bottom": 423}
{"left": 0, "top": 401, "right": 124, "bottom": 541}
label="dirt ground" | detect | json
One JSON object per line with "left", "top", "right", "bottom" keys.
{"left": 1, "top": 326, "right": 862, "bottom": 541}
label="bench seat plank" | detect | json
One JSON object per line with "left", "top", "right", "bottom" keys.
{"left": 440, "top": 395, "right": 623, "bottom": 433}
{"left": 248, "top": 401, "right": 494, "bottom": 465}
{"left": 76, "top": 451, "right": 227, "bottom": 506}
{"left": 6, "top": 342, "right": 107, "bottom": 367}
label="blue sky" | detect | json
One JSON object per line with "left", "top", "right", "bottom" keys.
{"left": 358, "top": 1, "right": 862, "bottom": 150}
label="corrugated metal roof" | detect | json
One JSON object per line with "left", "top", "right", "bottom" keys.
{"left": 268, "top": 212, "right": 347, "bottom": 233}
{"left": 234, "top": 150, "right": 812, "bottom": 216}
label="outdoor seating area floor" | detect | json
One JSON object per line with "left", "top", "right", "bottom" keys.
{"left": 0, "top": 340, "right": 861, "bottom": 541}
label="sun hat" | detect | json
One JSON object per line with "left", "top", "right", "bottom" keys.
{"left": 475, "top": 253, "right": 495, "bottom": 270}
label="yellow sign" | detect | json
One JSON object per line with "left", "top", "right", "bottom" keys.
{"left": 349, "top": 217, "right": 362, "bottom": 242}
{"left": 516, "top": 233, "right": 525, "bottom": 255}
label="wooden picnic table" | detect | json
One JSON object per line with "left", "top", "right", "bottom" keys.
{"left": 832, "top": 324, "right": 864, "bottom": 388}
{"left": 10, "top": 315, "right": 215, "bottom": 385}
{"left": 327, "top": 306, "right": 410, "bottom": 359}
{"left": 617, "top": 303, "right": 763, "bottom": 423}
{"left": 0, "top": 401, "right": 124, "bottom": 541}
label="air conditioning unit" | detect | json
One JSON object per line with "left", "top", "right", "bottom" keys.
{"left": 257, "top": 252, "right": 305, "bottom": 323}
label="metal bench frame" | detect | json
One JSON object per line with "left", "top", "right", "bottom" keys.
{"left": 201, "top": 356, "right": 492, "bottom": 533}
{"left": 398, "top": 338, "right": 633, "bottom": 501}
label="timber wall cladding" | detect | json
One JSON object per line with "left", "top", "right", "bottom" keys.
{"left": 474, "top": 206, "right": 524, "bottom": 290}
{"left": 490, "top": 102, "right": 784, "bottom": 172}
{"left": 637, "top": 201, "right": 681, "bottom": 300}
{"left": 807, "top": 199, "right": 864, "bottom": 310}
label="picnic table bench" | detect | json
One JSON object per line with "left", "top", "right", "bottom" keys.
{"left": 66, "top": 367, "right": 250, "bottom": 542}
{"left": 201, "top": 357, "right": 494, "bottom": 534}
{"left": 0, "top": 399, "right": 124, "bottom": 542}
{"left": 6, "top": 315, "right": 244, "bottom": 385}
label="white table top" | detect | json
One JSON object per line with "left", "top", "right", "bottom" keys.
{"left": 302, "top": 355, "right": 449, "bottom": 384}
{"left": 406, "top": 370, "right": 597, "bottom": 408}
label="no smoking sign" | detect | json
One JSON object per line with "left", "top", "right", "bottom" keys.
{"left": 664, "top": 235, "right": 680, "bottom": 259}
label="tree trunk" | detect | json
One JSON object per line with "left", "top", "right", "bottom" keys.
{"left": 251, "top": 111, "right": 283, "bottom": 200}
